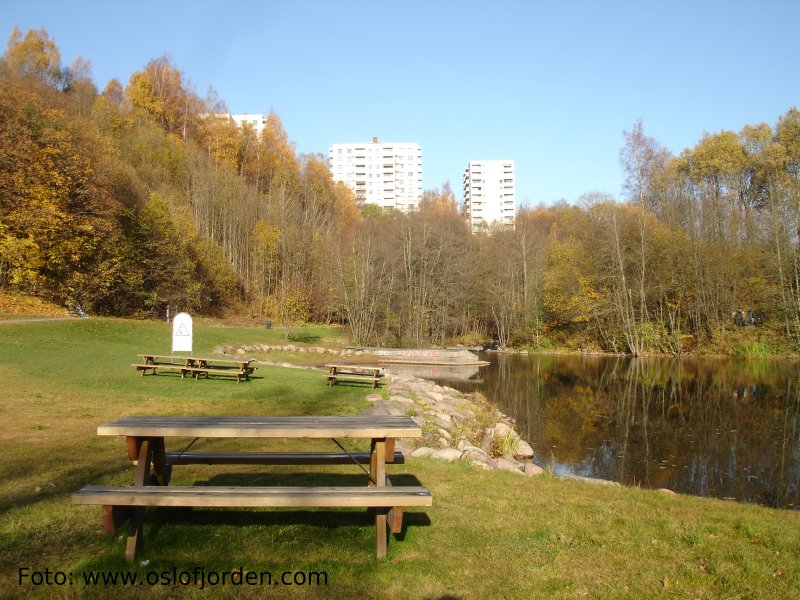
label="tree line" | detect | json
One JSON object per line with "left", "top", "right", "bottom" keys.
{"left": 1, "top": 28, "right": 799, "bottom": 353}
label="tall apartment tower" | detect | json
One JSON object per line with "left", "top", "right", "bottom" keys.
{"left": 230, "top": 114, "right": 268, "bottom": 137}
{"left": 328, "top": 138, "right": 423, "bottom": 211}
{"left": 462, "top": 160, "right": 516, "bottom": 232}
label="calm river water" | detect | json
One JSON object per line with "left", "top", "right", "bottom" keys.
{"left": 429, "top": 353, "right": 800, "bottom": 510}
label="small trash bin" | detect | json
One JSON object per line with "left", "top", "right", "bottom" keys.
{"left": 265, "top": 321, "right": 272, "bottom": 330}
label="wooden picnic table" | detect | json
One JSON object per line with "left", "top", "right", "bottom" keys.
{"left": 72, "top": 415, "right": 430, "bottom": 560}
{"left": 133, "top": 354, "right": 256, "bottom": 382}
{"left": 325, "top": 364, "right": 383, "bottom": 389}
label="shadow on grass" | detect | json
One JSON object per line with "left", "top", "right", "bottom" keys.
{"left": 150, "top": 507, "right": 432, "bottom": 530}
{"left": 197, "top": 472, "right": 425, "bottom": 487}
{"left": 287, "top": 332, "right": 322, "bottom": 344}
{"left": 0, "top": 461, "right": 134, "bottom": 514}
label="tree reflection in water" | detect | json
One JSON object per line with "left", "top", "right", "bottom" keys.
{"left": 439, "top": 354, "right": 800, "bottom": 509}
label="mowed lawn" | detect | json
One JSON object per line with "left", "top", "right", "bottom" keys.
{"left": 1, "top": 318, "right": 799, "bottom": 599}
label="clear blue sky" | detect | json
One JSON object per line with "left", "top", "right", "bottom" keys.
{"left": 3, "top": 0, "right": 799, "bottom": 206}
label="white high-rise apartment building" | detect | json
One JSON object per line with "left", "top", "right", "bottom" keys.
{"left": 328, "top": 138, "right": 423, "bottom": 211}
{"left": 463, "top": 160, "right": 516, "bottom": 232}
{"left": 230, "top": 114, "right": 268, "bottom": 137}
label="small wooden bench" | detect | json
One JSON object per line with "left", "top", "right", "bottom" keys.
{"left": 326, "top": 364, "right": 383, "bottom": 389}
{"left": 131, "top": 364, "right": 192, "bottom": 377}
{"left": 72, "top": 484, "right": 432, "bottom": 557}
{"left": 188, "top": 366, "right": 255, "bottom": 383}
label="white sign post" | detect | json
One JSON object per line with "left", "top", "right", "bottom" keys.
{"left": 172, "top": 312, "right": 193, "bottom": 353}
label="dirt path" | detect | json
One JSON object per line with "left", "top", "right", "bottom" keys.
{"left": 0, "top": 317, "right": 83, "bottom": 324}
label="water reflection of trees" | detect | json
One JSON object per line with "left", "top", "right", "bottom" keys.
{"left": 478, "top": 354, "right": 799, "bottom": 509}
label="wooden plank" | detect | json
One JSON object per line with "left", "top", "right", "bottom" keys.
{"left": 102, "top": 504, "right": 131, "bottom": 533}
{"left": 124, "top": 437, "right": 151, "bottom": 561}
{"left": 376, "top": 507, "right": 388, "bottom": 559}
{"left": 325, "top": 364, "right": 382, "bottom": 374}
{"left": 385, "top": 439, "right": 396, "bottom": 463}
{"left": 72, "top": 485, "right": 433, "bottom": 508}
{"left": 150, "top": 437, "right": 168, "bottom": 486}
{"left": 126, "top": 437, "right": 140, "bottom": 461}
{"left": 385, "top": 475, "right": 404, "bottom": 534}
{"left": 327, "top": 374, "right": 380, "bottom": 381}
{"left": 165, "top": 451, "right": 405, "bottom": 466}
{"left": 138, "top": 355, "right": 253, "bottom": 367}
{"left": 131, "top": 364, "right": 188, "bottom": 372}
{"left": 97, "top": 416, "right": 422, "bottom": 439}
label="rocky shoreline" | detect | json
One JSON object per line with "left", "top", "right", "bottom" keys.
{"left": 220, "top": 345, "right": 548, "bottom": 477}
{"left": 361, "top": 371, "right": 544, "bottom": 476}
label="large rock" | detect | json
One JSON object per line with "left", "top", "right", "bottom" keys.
{"left": 496, "top": 457, "right": 524, "bottom": 474}
{"left": 430, "top": 448, "right": 463, "bottom": 462}
{"left": 410, "top": 447, "right": 436, "bottom": 457}
{"left": 560, "top": 474, "right": 619, "bottom": 486}
{"left": 389, "top": 395, "right": 415, "bottom": 406}
{"left": 514, "top": 440, "right": 535, "bottom": 460}
{"left": 524, "top": 463, "right": 545, "bottom": 476}
{"left": 374, "top": 400, "right": 407, "bottom": 416}
{"left": 480, "top": 428, "right": 495, "bottom": 453}
{"left": 361, "top": 401, "right": 406, "bottom": 417}
{"left": 494, "top": 422, "right": 514, "bottom": 439}
{"left": 461, "top": 447, "right": 496, "bottom": 470}
{"left": 364, "top": 394, "right": 382, "bottom": 403}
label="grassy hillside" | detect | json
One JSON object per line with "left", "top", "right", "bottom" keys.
{"left": 0, "top": 319, "right": 798, "bottom": 598}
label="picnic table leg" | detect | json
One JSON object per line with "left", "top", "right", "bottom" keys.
{"left": 125, "top": 437, "right": 153, "bottom": 562}
{"left": 370, "top": 438, "right": 388, "bottom": 559}
{"left": 149, "top": 437, "right": 169, "bottom": 485}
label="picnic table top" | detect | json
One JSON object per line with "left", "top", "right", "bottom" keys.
{"left": 325, "top": 364, "right": 382, "bottom": 371}
{"left": 139, "top": 354, "right": 253, "bottom": 365}
{"left": 97, "top": 415, "right": 421, "bottom": 439}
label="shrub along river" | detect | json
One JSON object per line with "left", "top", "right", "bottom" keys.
{"left": 429, "top": 353, "right": 800, "bottom": 510}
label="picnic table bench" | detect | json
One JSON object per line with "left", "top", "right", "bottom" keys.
{"left": 132, "top": 354, "right": 256, "bottom": 383}
{"left": 72, "top": 416, "right": 430, "bottom": 560}
{"left": 326, "top": 364, "right": 383, "bottom": 389}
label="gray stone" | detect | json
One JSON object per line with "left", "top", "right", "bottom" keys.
{"left": 426, "top": 391, "right": 445, "bottom": 403}
{"left": 435, "top": 413, "right": 452, "bottom": 428}
{"left": 524, "top": 463, "right": 545, "bottom": 476}
{"left": 373, "top": 400, "right": 406, "bottom": 416}
{"left": 389, "top": 395, "right": 414, "bottom": 405}
{"left": 461, "top": 449, "right": 496, "bottom": 470}
{"left": 410, "top": 447, "right": 436, "bottom": 457}
{"left": 480, "top": 428, "right": 495, "bottom": 453}
{"left": 514, "top": 440, "right": 535, "bottom": 460}
{"left": 560, "top": 474, "right": 619, "bottom": 486}
{"left": 430, "top": 448, "right": 463, "bottom": 462}
{"left": 364, "top": 394, "right": 382, "bottom": 403}
{"left": 494, "top": 422, "right": 514, "bottom": 438}
{"left": 496, "top": 458, "right": 524, "bottom": 474}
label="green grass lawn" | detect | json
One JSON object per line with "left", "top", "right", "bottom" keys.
{"left": 1, "top": 318, "right": 798, "bottom": 599}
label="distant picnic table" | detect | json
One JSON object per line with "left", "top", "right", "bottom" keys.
{"left": 326, "top": 364, "right": 383, "bottom": 389}
{"left": 132, "top": 354, "right": 256, "bottom": 383}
